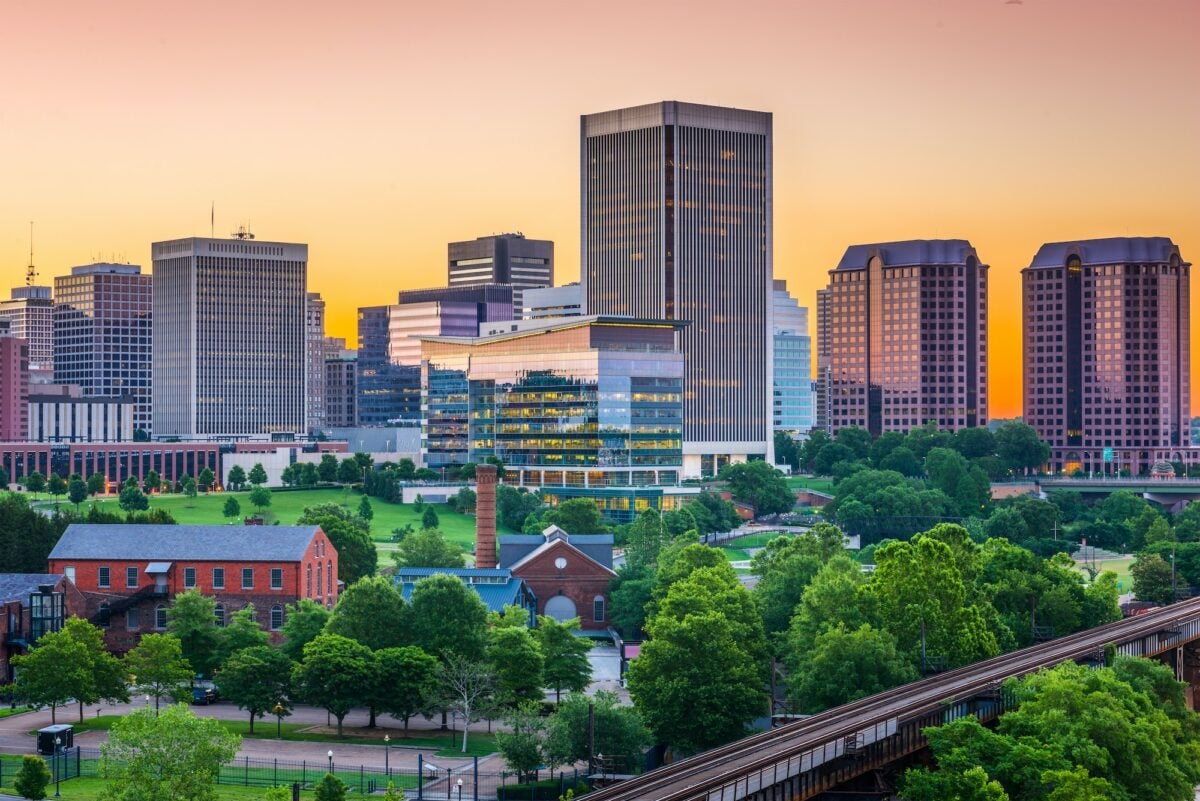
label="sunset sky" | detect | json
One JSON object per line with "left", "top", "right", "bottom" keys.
{"left": 1, "top": 0, "right": 1196, "bottom": 418}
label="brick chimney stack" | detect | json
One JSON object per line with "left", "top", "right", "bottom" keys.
{"left": 475, "top": 464, "right": 498, "bottom": 568}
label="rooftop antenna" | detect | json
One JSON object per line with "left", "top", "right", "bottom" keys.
{"left": 25, "top": 221, "right": 37, "bottom": 286}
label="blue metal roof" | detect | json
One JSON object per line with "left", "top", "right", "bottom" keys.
{"left": 394, "top": 569, "right": 533, "bottom": 616}
{"left": 1027, "top": 237, "right": 1185, "bottom": 269}
{"left": 835, "top": 239, "right": 979, "bottom": 271}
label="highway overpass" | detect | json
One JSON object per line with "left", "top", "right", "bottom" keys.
{"left": 587, "top": 598, "right": 1200, "bottom": 801}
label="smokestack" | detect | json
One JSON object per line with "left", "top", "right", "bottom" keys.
{"left": 475, "top": 464, "right": 498, "bottom": 568}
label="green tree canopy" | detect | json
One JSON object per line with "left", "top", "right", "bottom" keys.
{"left": 248, "top": 463, "right": 268, "bottom": 486}
{"left": 718, "top": 461, "right": 795, "bottom": 515}
{"left": 994, "top": 421, "right": 1049, "bottom": 474}
{"left": 119, "top": 486, "right": 149, "bottom": 512}
{"left": 226, "top": 465, "right": 247, "bottom": 491}
{"left": 544, "top": 690, "right": 649, "bottom": 775}
{"left": 391, "top": 527, "right": 465, "bottom": 568}
{"left": 534, "top": 615, "right": 592, "bottom": 702}
{"left": 100, "top": 704, "right": 240, "bottom": 801}
{"left": 318, "top": 454, "right": 339, "bottom": 482}
{"left": 214, "top": 645, "right": 293, "bottom": 734}
{"left": 789, "top": 623, "right": 916, "bottom": 712}
{"left": 297, "top": 503, "right": 377, "bottom": 583}
{"left": 280, "top": 598, "right": 332, "bottom": 661}
{"left": 488, "top": 626, "right": 545, "bottom": 708}
{"left": 324, "top": 575, "right": 410, "bottom": 650}
{"left": 125, "top": 633, "right": 194, "bottom": 712}
{"left": 220, "top": 604, "right": 270, "bottom": 658}
{"left": 370, "top": 646, "right": 439, "bottom": 734}
{"left": 496, "top": 701, "right": 547, "bottom": 781}
{"left": 222, "top": 496, "right": 241, "bottom": 519}
{"left": 292, "top": 634, "right": 377, "bottom": 736}
{"left": 166, "top": 590, "right": 222, "bottom": 677}
{"left": 409, "top": 573, "right": 489, "bottom": 662}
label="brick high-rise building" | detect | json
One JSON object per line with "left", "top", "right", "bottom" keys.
{"left": 1023, "top": 237, "right": 1192, "bottom": 474}
{"left": 582, "top": 101, "right": 773, "bottom": 476}
{"left": 825, "top": 240, "right": 988, "bottom": 435}
{"left": 0, "top": 333, "right": 30, "bottom": 441}
{"left": 814, "top": 288, "right": 832, "bottom": 434}
{"left": 53, "top": 264, "right": 152, "bottom": 433}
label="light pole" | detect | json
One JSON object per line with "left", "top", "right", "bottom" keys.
{"left": 384, "top": 734, "right": 390, "bottom": 775}
{"left": 273, "top": 702, "right": 284, "bottom": 739}
{"left": 456, "top": 777, "right": 463, "bottom": 801}
{"left": 54, "top": 736, "right": 61, "bottom": 798}
{"left": 327, "top": 749, "right": 333, "bottom": 775}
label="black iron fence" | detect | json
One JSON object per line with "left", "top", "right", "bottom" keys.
{"left": 0, "top": 745, "right": 585, "bottom": 799}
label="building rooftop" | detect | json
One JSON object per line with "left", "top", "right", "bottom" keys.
{"left": 392, "top": 568, "right": 533, "bottom": 615}
{"left": 49, "top": 525, "right": 322, "bottom": 562}
{"left": 1027, "top": 237, "right": 1186, "bottom": 269}
{"left": 418, "top": 315, "right": 686, "bottom": 345}
{"left": 0, "top": 574, "right": 64, "bottom": 604}
{"left": 835, "top": 240, "right": 980, "bottom": 271}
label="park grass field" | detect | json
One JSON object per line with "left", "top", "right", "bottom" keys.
{"left": 718, "top": 531, "right": 794, "bottom": 565}
{"left": 1072, "top": 553, "right": 1135, "bottom": 594}
{"left": 74, "top": 488, "right": 514, "bottom": 551}
{"left": 785, "top": 476, "right": 834, "bottom": 493}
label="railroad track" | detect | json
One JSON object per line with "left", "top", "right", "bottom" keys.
{"left": 588, "top": 597, "right": 1200, "bottom": 801}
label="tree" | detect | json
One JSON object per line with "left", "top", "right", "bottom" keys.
{"left": 100, "top": 704, "right": 240, "bottom": 801}
{"left": 221, "top": 605, "right": 270, "bottom": 657}
{"left": 297, "top": 504, "right": 377, "bottom": 583}
{"left": 144, "top": 469, "right": 161, "bottom": 494}
{"left": 314, "top": 773, "right": 348, "bottom": 801}
{"left": 953, "top": 427, "right": 996, "bottom": 460}
{"left": 119, "top": 485, "right": 149, "bottom": 512}
{"left": 451, "top": 486, "right": 476, "bottom": 513}
{"left": 534, "top": 616, "right": 592, "bottom": 702}
{"left": 197, "top": 467, "right": 216, "bottom": 492}
{"left": 421, "top": 506, "right": 439, "bottom": 530}
{"left": 372, "top": 646, "right": 439, "bottom": 734}
{"left": 125, "top": 633, "right": 194, "bottom": 712}
{"left": 774, "top": 430, "right": 800, "bottom": 471}
{"left": 248, "top": 463, "right": 268, "bottom": 486}
{"left": 357, "top": 495, "right": 374, "bottom": 522}
{"left": 166, "top": 590, "right": 222, "bottom": 677}
{"left": 1132, "top": 553, "right": 1175, "bottom": 604}
{"left": 496, "top": 701, "right": 547, "bottom": 782}
{"left": 718, "top": 461, "right": 794, "bottom": 515}
{"left": 497, "top": 485, "right": 543, "bottom": 530}
{"left": 0, "top": 465, "right": 8, "bottom": 488}
{"left": 392, "top": 527, "right": 465, "bottom": 568}
{"left": 539, "top": 497, "right": 607, "bottom": 534}
{"left": 47, "top": 474, "right": 67, "bottom": 504}
{"left": 182, "top": 476, "right": 198, "bottom": 498}
{"left": 834, "top": 426, "right": 873, "bottom": 462}
{"left": 545, "top": 690, "right": 649, "bottom": 775}
{"left": 67, "top": 477, "right": 88, "bottom": 507}
{"left": 324, "top": 576, "right": 410, "bottom": 650}
{"left": 300, "top": 462, "right": 319, "bottom": 486}
{"left": 788, "top": 624, "right": 916, "bottom": 712}
{"left": 608, "top": 566, "right": 655, "bottom": 638}
{"left": 213, "top": 646, "right": 293, "bottom": 734}
{"left": 785, "top": 555, "right": 876, "bottom": 660}
{"left": 280, "top": 598, "right": 332, "bottom": 661}
{"left": 994, "top": 421, "right": 1049, "bottom": 474}
{"left": 291, "top": 634, "right": 377, "bottom": 736}
{"left": 436, "top": 654, "right": 496, "bottom": 753}
{"left": 222, "top": 496, "right": 241, "bottom": 521}
{"left": 11, "top": 617, "right": 126, "bottom": 724}
{"left": 337, "top": 458, "right": 361, "bottom": 484}
{"left": 318, "top": 454, "right": 339, "bottom": 483}
{"left": 488, "top": 626, "right": 544, "bottom": 708}
{"left": 86, "top": 472, "right": 106, "bottom": 495}
{"left": 226, "top": 465, "right": 247, "bottom": 491}
{"left": 878, "top": 446, "right": 923, "bottom": 477}
{"left": 248, "top": 486, "right": 272, "bottom": 514}
{"left": 751, "top": 536, "right": 825, "bottom": 643}
{"left": 24, "top": 471, "right": 46, "bottom": 495}
{"left": 13, "top": 754, "right": 52, "bottom": 800}
{"left": 409, "top": 574, "right": 489, "bottom": 661}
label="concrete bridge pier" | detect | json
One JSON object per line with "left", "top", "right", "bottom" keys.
{"left": 1181, "top": 643, "right": 1200, "bottom": 709}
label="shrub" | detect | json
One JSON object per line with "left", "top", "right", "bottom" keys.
{"left": 14, "top": 755, "right": 52, "bottom": 800}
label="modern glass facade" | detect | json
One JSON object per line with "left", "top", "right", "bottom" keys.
{"left": 581, "top": 101, "right": 773, "bottom": 475}
{"left": 1023, "top": 237, "right": 1192, "bottom": 474}
{"left": 827, "top": 240, "right": 988, "bottom": 435}
{"left": 152, "top": 237, "right": 307, "bottom": 438}
{"left": 53, "top": 264, "right": 152, "bottom": 433}
{"left": 421, "top": 318, "right": 685, "bottom": 523}
{"left": 356, "top": 305, "right": 421, "bottom": 426}
{"left": 772, "top": 280, "right": 814, "bottom": 435}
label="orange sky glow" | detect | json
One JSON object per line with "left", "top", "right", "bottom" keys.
{"left": 1, "top": 0, "right": 1196, "bottom": 419}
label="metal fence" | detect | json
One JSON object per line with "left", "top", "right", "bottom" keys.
{"left": 0, "top": 746, "right": 584, "bottom": 799}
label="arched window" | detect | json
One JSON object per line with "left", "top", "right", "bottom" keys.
{"left": 306, "top": 564, "right": 312, "bottom": 597}
{"left": 316, "top": 564, "right": 322, "bottom": 598}
{"left": 214, "top": 604, "right": 226, "bottom": 627}
{"left": 327, "top": 560, "right": 333, "bottom": 595}
{"left": 593, "top": 595, "right": 605, "bottom": 623}
{"left": 154, "top": 604, "right": 167, "bottom": 630}
{"left": 270, "top": 604, "right": 284, "bottom": 631}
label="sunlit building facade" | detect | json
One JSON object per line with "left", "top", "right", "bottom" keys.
{"left": 0, "top": 286, "right": 53, "bottom": 384}
{"left": 826, "top": 240, "right": 988, "bottom": 435}
{"left": 356, "top": 305, "right": 420, "bottom": 426}
{"left": 581, "top": 101, "right": 773, "bottom": 477}
{"left": 420, "top": 317, "right": 686, "bottom": 522}
{"left": 772, "top": 280, "right": 814, "bottom": 436}
{"left": 1023, "top": 237, "right": 1193, "bottom": 474}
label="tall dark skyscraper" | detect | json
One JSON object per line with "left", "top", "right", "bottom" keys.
{"left": 581, "top": 101, "right": 773, "bottom": 477}
{"left": 356, "top": 305, "right": 420, "bottom": 426}
{"left": 814, "top": 287, "right": 832, "bottom": 434}
{"left": 447, "top": 233, "right": 553, "bottom": 317}
{"left": 1023, "top": 237, "right": 1191, "bottom": 474}
{"left": 53, "top": 263, "right": 153, "bottom": 433}
{"left": 825, "top": 240, "right": 988, "bottom": 436}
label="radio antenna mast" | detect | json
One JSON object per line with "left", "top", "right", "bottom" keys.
{"left": 25, "top": 221, "right": 38, "bottom": 286}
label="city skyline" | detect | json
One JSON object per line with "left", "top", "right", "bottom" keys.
{"left": 1, "top": 0, "right": 1197, "bottom": 419}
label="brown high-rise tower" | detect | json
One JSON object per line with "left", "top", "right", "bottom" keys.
{"left": 475, "top": 464, "right": 498, "bottom": 568}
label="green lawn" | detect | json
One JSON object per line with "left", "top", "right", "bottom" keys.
{"left": 67, "top": 715, "right": 497, "bottom": 758}
{"left": 786, "top": 476, "right": 834, "bottom": 493}
{"left": 1073, "top": 554, "right": 1135, "bottom": 594}
{"left": 78, "top": 488, "right": 512, "bottom": 551}
{"left": 0, "top": 706, "right": 31, "bottom": 719}
{"left": 0, "top": 772, "right": 404, "bottom": 800}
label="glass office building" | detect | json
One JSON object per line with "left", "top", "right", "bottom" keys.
{"left": 772, "top": 280, "right": 814, "bottom": 436}
{"left": 421, "top": 317, "right": 685, "bottom": 522}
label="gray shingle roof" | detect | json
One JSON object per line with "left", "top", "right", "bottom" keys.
{"left": 835, "top": 239, "right": 979, "bottom": 271}
{"left": 0, "top": 574, "right": 63, "bottom": 604}
{"left": 1027, "top": 237, "right": 1185, "bottom": 269}
{"left": 48, "top": 525, "right": 320, "bottom": 562}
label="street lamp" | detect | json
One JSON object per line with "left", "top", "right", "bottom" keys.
{"left": 456, "top": 777, "right": 463, "bottom": 801}
{"left": 383, "top": 734, "right": 390, "bottom": 775}
{"left": 273, "top": 702, "right": 285, "bottom": 739}
{"left": 54, "top": 736, "right": 61, "bottom": 798}
{"left": 327, "top": 749, "right": 333, "bottom": 775}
